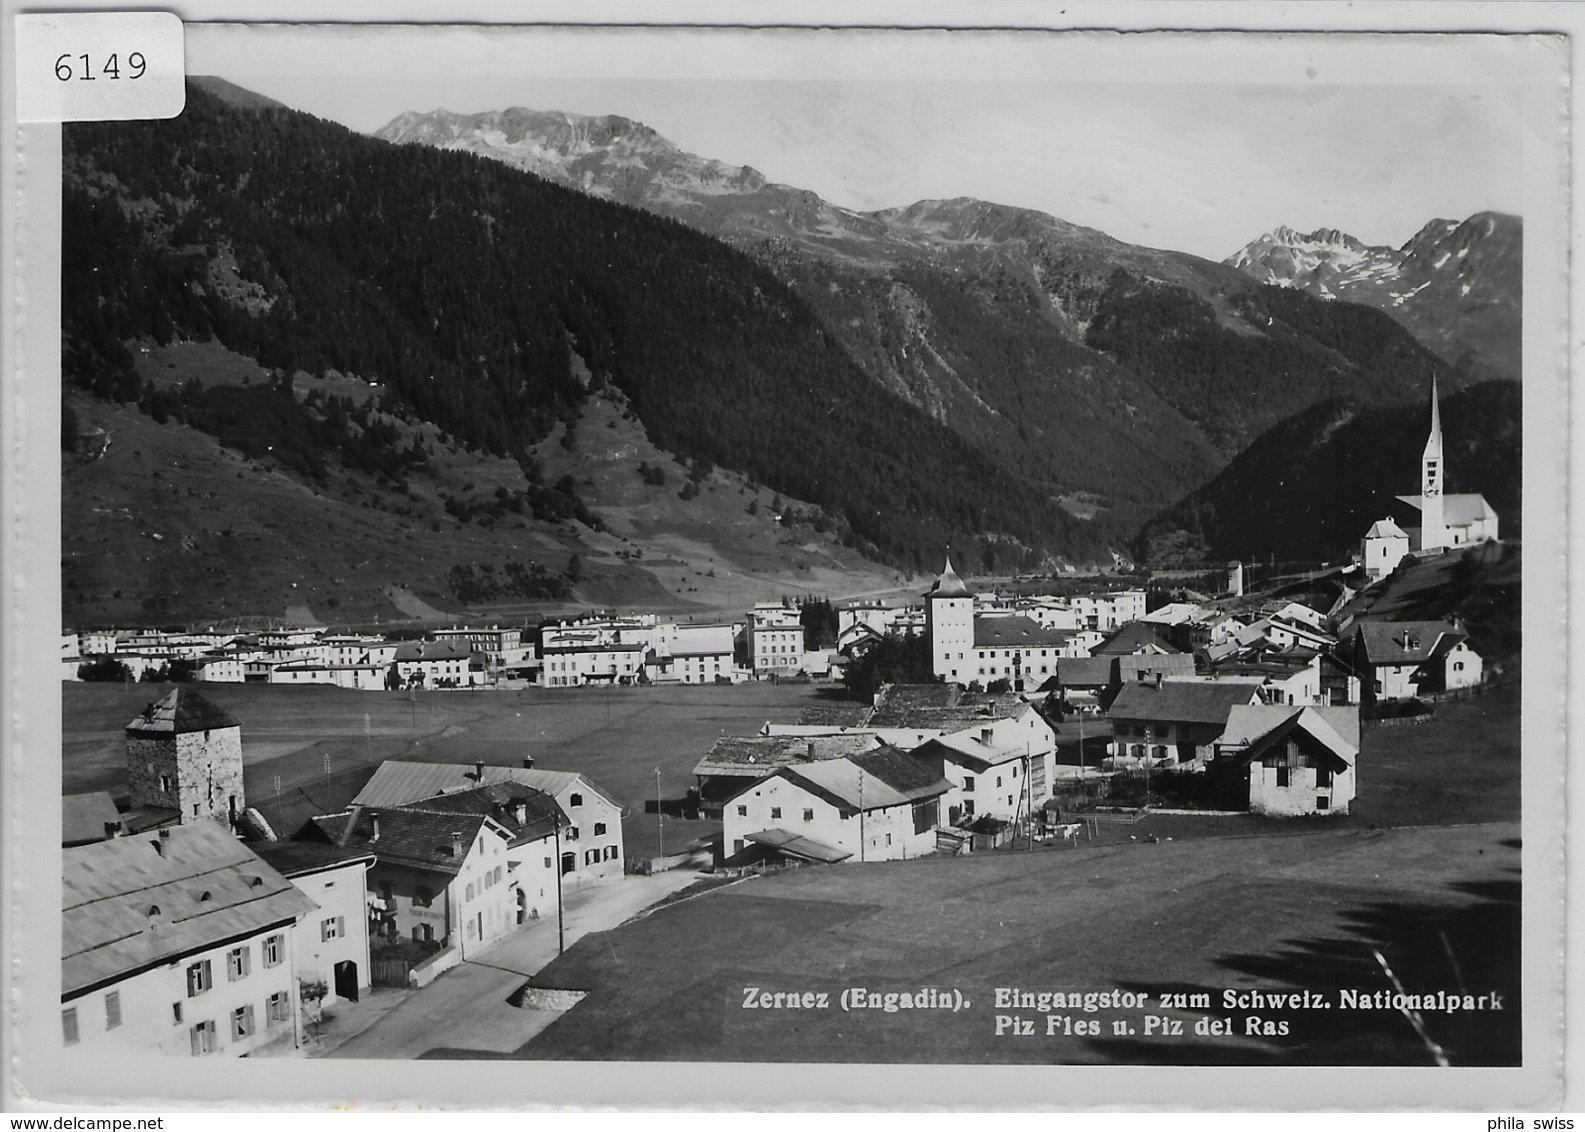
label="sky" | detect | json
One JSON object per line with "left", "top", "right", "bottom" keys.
{"left": 187, "top": 24, "right": 1542, "bottom": 261}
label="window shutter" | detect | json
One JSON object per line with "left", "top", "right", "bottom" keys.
{"left": 190, "top": 1025, "right": 201, "bottom": 1056}
{"left": 336, "top": 915, "right": 345, "bottom": 936}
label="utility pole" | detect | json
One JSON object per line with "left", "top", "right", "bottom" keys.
{"left": 553, "top": 818, "right": 565, "bottom": 956}
{"left": 858, "top": 768, "right": 865, "bottom": 863}
{"left": 655, "top": 767, "right": 664, "bottom": 859}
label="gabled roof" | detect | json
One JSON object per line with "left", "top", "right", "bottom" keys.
{"left": 1395, "top": 493, "right": 1499, "bottom": 526}
{"left": 350, "top": 759, "right": 623, "bottom": 812}
{"left": 251, "top": 840, "right": 377, "bottom": 878}
{"left": 306, "top": 807, "right": 497, "bottom": 876}
{"left": 1107, "top": 680, "right": 1261, "bottom": 725}
{"left": 1365, "top": 517, "right": 1409, "bottom": 540}
{"left": 1352, "top": 621, "right": 1466, "bottom": 666}
{"left": 912, "top": 729, "right": 1027, "bottom": 771}
{"left": 63, "top": 823, "right": 315, "bottom": 1000}
{"left": 125, "top": 688, "right": 239, "bottom": 735}
{"left": 1116, "top": 654, "right": 1197, "bottom": 682}
{"left": 692, "top": 734, "right": 877, "bottom": 778}
{"left": 1092, "top": 622, "right": 1184, "bottom": 656}
{"left": 924, "top": 554, "right": 971, "bottom": 599}
{"left": 1217, "top": 705, "right": 1359, "bottom": 770}
{"left": 62, "top": 792, "right": 123, "bottom": 847}
{"left": 758, "top": 744, "right": 951, "bottom": 814}
{"left": 1047, "top": 656, "right": 1117, "bottom": 688}
{"left": 400, "top": 781, "right": 564, "bottom": 845}
{"left": 972, "top": 615, "right": 1073, "bottom": 649}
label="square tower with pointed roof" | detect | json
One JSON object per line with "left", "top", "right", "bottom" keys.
{"left": 124, "top": 688, "right": 245, "bottom": 826}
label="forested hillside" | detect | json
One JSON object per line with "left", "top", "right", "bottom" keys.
{"left": 62, "top": 82, "right": 1107, "bottom": 573}
{"left": 1134, "top": 381, "right": 1521, "bottom": 566}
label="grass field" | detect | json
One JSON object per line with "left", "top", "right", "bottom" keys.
{"left": 63, "top": 679, "right": 838, "bottom": 856}
{"left": 507, "top": 820, "right": 1520, "bottom": 1065}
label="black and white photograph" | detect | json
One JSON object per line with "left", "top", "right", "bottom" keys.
{"left": 4, "top": 7, "right": 1573, "bottom": 1112}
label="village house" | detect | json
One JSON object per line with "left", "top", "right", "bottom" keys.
{"left": 1211, "top": 704, "right": 1360, "bottom": 816}
{"left": 62, "top": 823, "right": 316, "bottom": 1056}
{"left": 252, "top": 842, "right": 376, "bottom": 1007}
{"left": 1106, "top": 679, "right": 1264, "bottom": 767}
{"left": 649, "top": 623, "right": 737, "bottom": 684}
{"left": 392, "top": 640, "right": 479, "bottom": 688}
{"left": 303, "top": 807, "right": 515, "bottom": 961}
{"left": 1092, "top": 620, "right": 1187, "bottom": 657}
{"left": 909, "top": 713, "right": 1055, "bottom": 827}
{"left": 269, "top": 662, "right": 389, "bottom": 691}
{"left": 722, "top": 745, "right": 951, "bottom": 865}
{"left": 384, "top": 780, "right": 565, "bottom": 927}
{"left": 351, "top": 759, "right": 625, "bottom": 886}
{"left": 749, "top": 602, "right": 805, "bottom": 678}
{"left": 1343, "top": 621, "right": 1484, "bottom": 704}
{"left": 1361, "top": 517, "right": 1413, "bottom": 581}
{"left": 691, "top": 734, "right": 880, "bottom": 811}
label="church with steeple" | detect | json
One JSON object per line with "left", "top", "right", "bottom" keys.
{"left": 1362, "top": 376, "right": 1498, "bottom": 580}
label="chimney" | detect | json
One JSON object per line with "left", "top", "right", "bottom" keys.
{"left": 806, "top": 740, "right": 817, "bottom": 762}
{"left": 515, "top": 802, "right": 528, "bottom": 824}
{"left": 980, "top": 727, "right": 994, "bottom": 745}
{"left": 104, "top": 821, "right": 122, "bottom": 841}
{"left": 1155, "top": 672, "right": 1164, "bottom": 689}
{"left": 451, "top": 831, "right": 463, "bottom": 858}
{"left": 474, "top": 760, "right": 485, "bottom": 782}
{"left": 522, "top": 754, "right": 535, "bottom": 770}
{"left": 369, "top": 813, "right": 380, "bottom": 843}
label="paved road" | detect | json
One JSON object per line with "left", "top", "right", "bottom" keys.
{"left": 328, "top": 870, "right": 704, "bottom": 1059}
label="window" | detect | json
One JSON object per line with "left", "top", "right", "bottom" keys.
{"left": 736, "top": 805, "right": 748, "bottom": 817}
{"left": 414, "top": 886, "right": 434, "bottom": 908}
{"left": 962, "top": 777, "right": 975, "bottom": 793}
{"left": 1316, "top": 766, "right": 1333, "bottom": 788}
{"left": 566, "top": 826, "right": 579, "bottom": 841}
{"left": 1316, "top": 796, "right": 1330, "bottom": 810}
{"left": 227, "top": 946, "right": 250, "bottom": 981}
{"left": 886, "top": 834, "right": 892, "bottom": 847}
{"left": 186, "top": 959, "right": 212, "bottom": 997}
{"left": 105, "top": 991, "right": 121, "bottom": 1030}
{"left": 466, "top": 883, "right": 476, "bottom": 901}
{"left": 1275, "top": 759, "right": 1291, "bottom": 788}
{"left": 159, "top": 774, "right": 173, "bottom": 794}
{"left": 321, "top": 915, "right": 344, "bottom": 942}
{"left": 604, "top": 845, "right": 618, "bottom": 861}
{"left": 770, "top": 807, "right": 782, "bottom": 820}
{"left": 803, "top": 809, "right": 814, "bottom": 822}
{"left": 570, "top": 793, "right": 584, "bottom": 807}
{"left": 172, "top": 1002, "right": 182, "bottom": 1025}
{"left": 544, "top": 857, "right": 552, "bottom": 869}
{"left": 962, "top": 800, "right": 975, "bottom": 817}
{"left": 996, "top": 776, "right": 1003, "bottom": 788}
{"left": 231, "top": 1004, "right": 255, "bottom": 1041}
{"left": 267, "top": 992, "right": 290, "bottom": 1026}
{"left": 63, "top": 1007, "right": 79, "bottom": 1046}
{"left": 594, "top": 822, "right": 607, "bottom": 836}
{"left": 190, "top": 1019, "right": 217, "bottom": 1055}
{"left": 262, "top": 933, "right": 283, "bottom": 967}
{"left": 585, "top": 848, "right": 598, "bottom": 866}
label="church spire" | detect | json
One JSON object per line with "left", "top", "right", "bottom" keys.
{"left": 1422, "top": 373, "right": 1443, "bottom": 463}
{"left": 925, "top": 550, "right": 970, "bottom": 599}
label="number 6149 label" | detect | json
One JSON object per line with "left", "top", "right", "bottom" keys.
{"left": 15, "top": 12, "right": 185, "bottom": 123}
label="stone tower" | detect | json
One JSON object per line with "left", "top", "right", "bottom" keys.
{"left": 125, "top": 688, "right": 245, "bottom": 826}
{"left": 1418, "top": 375, "right": 1447, "bottom": 552}
{"left": 925, "top": 553, "right": 975, "bottom": 684}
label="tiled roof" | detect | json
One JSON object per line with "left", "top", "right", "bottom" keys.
{"left": 62, "top": 823, "right": 316, "bottom": 999}
{"left": 796, "top": 703, "right": 873, "bottom": 727}
{"left": 1115, "top": 654, "right": 1197, "bottom": 681}
{"left": 1217, "top": 705, "right": 1359, "bottom": 769}
{"left": 1354, "top": 621, "right": 1465, "bottom": 666}
{"left": 1047, "top": 656, "right": 1116, "bottom": 687}
{"left": 972, "top": 615, "right": 1073, "bottom": 649}
{"left": 251, "top": 841, "right": 376, "bottom": 877}
{"left": 692, "top": 735, "right": 876, "bottom": 778}
{"left": 62, "top": 791, "right": 122, "bottom": 846}
{"left": 777, "top": 745, "right": 951, "bottom": 813}
{"left": 400, "top": 781, "right": 563, "bottom": 845}
{"left": 124, "top": 688, "right": 240, "bottom": 735}
{"left": 1107, "top": 680, "right": 1261, "bottom": 725}
{"left": 308, "top": 808, "right": 493, "bottom": 876}
{"left": 1092, "top": 622, "right": 1184, "bottom": 655}
{"left": 1365, "top": 517, "right": 1409, "bottom": 539}
{"left": 350, "top": 759, "right": 623, "bottom": 813}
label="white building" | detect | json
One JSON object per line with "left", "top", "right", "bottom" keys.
{"left": 1394, "top": 375, "right": 1500, "bottom": 552}
{"left": 254, "top": 844, "right": 376, "bottom": 1008}
{"left": 723, "top": 746, "right": 951, "bottom": 864}
{"left": 62, "top": 824, "right": 317, "bottom": 1056}
{"left": 1214, "top": 704, "right": 1360, "bottom": 817}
